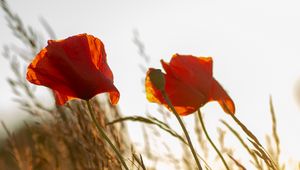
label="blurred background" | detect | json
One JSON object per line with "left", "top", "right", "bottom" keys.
{"left": 0, "top": 0, "right": 300, "bottom": 168}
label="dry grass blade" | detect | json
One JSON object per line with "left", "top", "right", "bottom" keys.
{"left": 1, "top": 121, "right": 12, "bottom": 138}
{"left": 107, "top": 115, "right": 187, "bottom": 145}
{"left": 197, "top": 110, "right": 230, "bottom": 170}
{"left": 108, "top": 116, "right": 212, "bottom": 169}
{"left": 0, "top": 0, "right": 39, "bottom": 54}
{"left": 0, "top": 122, "right": 23, "bottom": 170}
{"left": 227, "top": 154, "right": 247, "bottom": 170}
{"left": 0, "top": 100, "right": 131, "bottom": 170}
{"left": 133, "top": 30, "right": 150, "bottom": 64}
{"left": 221, "top": 120, "right": 251, "bottom": 154}
{"left": 1, "top": 0, "right": 52, "bottom": 114}
{"left": 39, "top": 17, "right": 56, "bottom": 39}
{"left": 269, "top": 96, "right": 281, "bottom": 167}
{"left": 248, "top": 139, "right": 276, "bottom": 170}
{"left": 221, "top": 120, "right": 262, "bottom": 169}
{"left": 132, "top": 154, "right": 146, "bottom": 170}
{"left": 232, "top": 115, "right": 277, "bottom": 169}
{"left": 231, "top": 115, "right": 262, "bottom": 147}
{"left": 181, "top": 140, "right": 193, "bottom": 170}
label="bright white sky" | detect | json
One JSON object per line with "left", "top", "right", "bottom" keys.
{"left": 1, "top": 0, "right": 300, "bottom": 169}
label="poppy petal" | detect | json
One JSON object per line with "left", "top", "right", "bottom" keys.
{"left": 162, "top": 54, "right": 213, "bottom": 98}
{"left": 146, "top": 68, "right": 206, "bottom": 116}
{"left": 86, "top": 34, "right": 114, "bottom": 82}
{"left": 107, "top": 87, "right": 120, "bottom": 105}
{"left": 210, "top": 79, "right": 235, "bottom": 115}
{"left": 53, "top": 90, "right": 75, "bottom": 105}
{"left": 146, "top": 54, "right": 235, "bottom": 116}
{"left": 26, "top": 34, "right": 119, "bottom": 105}
{"left": 27, "top": 46, "right": 78, "bottom": 97}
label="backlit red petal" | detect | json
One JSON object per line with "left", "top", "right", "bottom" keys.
{"left": 145, "top": 68, "right": 206, "bottom": 115}
{"left": 165, "top": 54, "right": 213, "bottom": 98}
{"left": 86, "top": 35, "right": 114, "bottom": 82}
{"left": 147, "top": 54, "right": 235, "bottom": 116}
{"left": 53, "top": 90, "right": 75, "bottom": 105}
{"left": 209, "top": 79, "right": 235, "bottom": 115}
{"left": 26, "top": 34, "right": 119, "bottom": 105}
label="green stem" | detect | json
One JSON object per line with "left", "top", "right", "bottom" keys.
{"left": 197, "top": 109, "right": 230, "bottom": 170}
{"left": 86, "top": 100, "right": 129, "bottom": 170}
{"left": 161, "top": 91, "right": 203, "bottom": 170}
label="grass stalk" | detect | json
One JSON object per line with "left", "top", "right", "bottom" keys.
{"left": 197, "top": 109, "right": 230, "bottom": 170}
{"left": 86, "top": 100, "right": 129, "bottom": 170}
{"left": 161, "top": 90, "right": 203, "bottom": 170}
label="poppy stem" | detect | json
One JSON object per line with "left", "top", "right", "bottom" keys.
{"left": 197, "top": 109, "right": 230, "bottom": 170}
{"left": 86, "top": 100, "right": 129, "bottom": 170}
{"left": 161, "top": 90, "right": 203, "bottom": 170}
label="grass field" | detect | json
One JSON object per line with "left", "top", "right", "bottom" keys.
{"left": 0, "top": 0, "right": 299, "bottom": 169}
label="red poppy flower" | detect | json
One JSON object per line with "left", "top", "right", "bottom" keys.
{"left": 145, "top": 54, "right": 235, "bottom": 116}
{"left": 26, "top": 33, "right": 119, "bottom": 105}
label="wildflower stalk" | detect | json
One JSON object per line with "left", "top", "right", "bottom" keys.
{"left": 197, "top": 109, "right": 230, "bottom": 170}
{"left": 86, "top": 100, "right": 129, "bottom": 170}
{"left": 148, "top": 69, "right": 202, "bottom": 170}
{"left": 161, "top": 90, "right": 203, "bottom": 170}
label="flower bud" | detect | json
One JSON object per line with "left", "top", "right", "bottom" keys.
{"left": 148, "top": 68, "right": 165, "bottom": 91}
